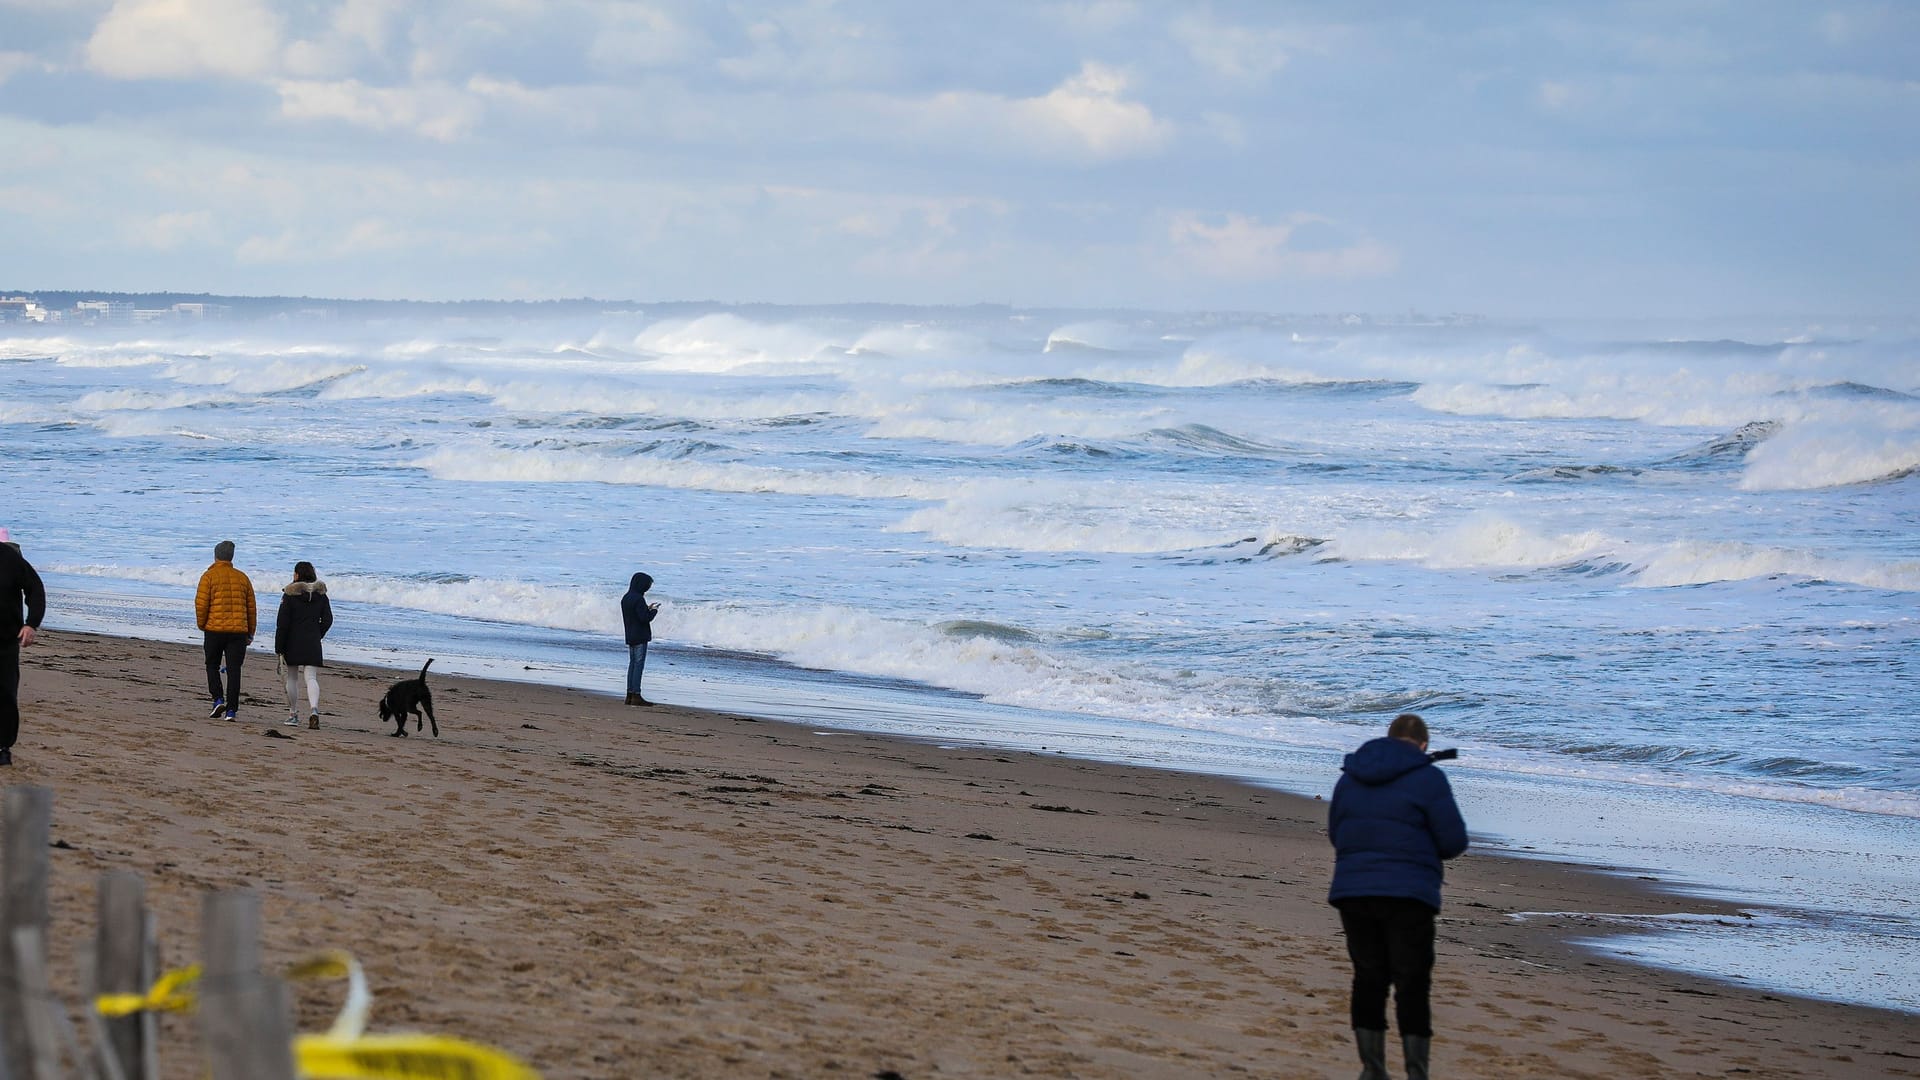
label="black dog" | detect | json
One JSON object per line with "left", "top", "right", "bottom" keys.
{"left": 378, "top": 659, "right": 438, "bottom": 738}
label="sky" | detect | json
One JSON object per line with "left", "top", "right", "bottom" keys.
{"left": 0, "top": 1, "right": 1915, "bottom": 316}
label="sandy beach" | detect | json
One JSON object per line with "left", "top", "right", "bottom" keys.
{"left": 9, "top": 629, "right": 1916, "bottom": 1079}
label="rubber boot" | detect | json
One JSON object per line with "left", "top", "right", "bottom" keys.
{"left": 1402, "top": 1034, "right": 1431, "bottom": 1080}
{"left": 1353, "top": 1029, "right": 1390, "bottom": 1080}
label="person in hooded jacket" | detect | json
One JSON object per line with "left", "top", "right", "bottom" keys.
{"left": 1328, "top": 712, "right": 1469, "bottom": 1080}
{"left": 273, "top": 561, "right": 333, "bottom": 729}
{"left": 619, "top": 572, "right": 659, "bottom": 706}
{"left": 0, "top": 527, "right": 46, "bottom": 767}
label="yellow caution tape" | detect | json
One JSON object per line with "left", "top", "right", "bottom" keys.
{"left": 295, "top": 1033, "right": 541, "bottom": 1080}
{"left": 95, "top": 954, "right": 541, "bottom": 1079}
{"left": 94, "top": 963, "right": 200, "bottom": 1017}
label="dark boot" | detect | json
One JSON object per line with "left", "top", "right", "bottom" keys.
{"left": 1402, "top": 1034, "right": 1430, "bottom": 1080}
{"left": 1353, "top": 1029, "right": 1389, "bottom": 1080}
{"left": 624, "top": 692, "right": 637, "bottom": 706}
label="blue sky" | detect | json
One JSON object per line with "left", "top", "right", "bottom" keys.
{"left": 0, "top": 1, "right": 1914, "bottom": 315}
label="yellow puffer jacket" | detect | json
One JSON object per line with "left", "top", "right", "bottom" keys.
{"left": 195, "top": 561, "right": 257, "bottom": 635}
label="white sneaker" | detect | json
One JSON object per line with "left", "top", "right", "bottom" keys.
{"left": 283, "top": 715, "right": 300, "bottom": 727}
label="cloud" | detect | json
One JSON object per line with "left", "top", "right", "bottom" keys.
{"left": 1168, "top": 211, "right": 1397, "bottom": 279}
{"left": 282, "top": 0, "right": 404, "bottom": 78}
{"left": 125, "top": 208, "right": 213, "bottom": 250}
{"left": 1537, "top": 80, "right": 1576, "bottom": 110}
{"left": 586, "top": 3, "right": 707, "bottom": 72}
{"left": 275, "top": 77, "right": 482, "bottom": 141}
{"left": 716, "top": 2, "right": 895, "bottom": 86}
{"left": 915, "top": 61, "right": 1172, "bottom": 162}
{"left": 85, "top": 0, "right": 282, "bottom": 80}
{"left": 1171, "top": 14, "right": 1294, "bottom": 85}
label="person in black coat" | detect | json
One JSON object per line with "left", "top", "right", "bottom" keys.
{"left": 1328, "top": 712, "right": 1469, "bottom": 1080}
{"left": 619, "top": 572, "right": 659, "bottom": 707}
{"left": 273, "top": 561, "right": 333, "bottom": 729}
{"left": 0, "top": 528, "right": 46, "bottom": 767}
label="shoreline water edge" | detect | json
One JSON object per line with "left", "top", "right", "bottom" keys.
{"left": 11, "top": 626, "right": 1920, "bottom": 1079}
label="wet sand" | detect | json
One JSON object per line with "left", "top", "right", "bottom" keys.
{"left": 13, "top": 630, "right": 1918, "bottom": 1078}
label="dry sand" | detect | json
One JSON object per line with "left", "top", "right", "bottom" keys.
{"left": 10, "top": 630, "right": 1917, "bottom": 1078}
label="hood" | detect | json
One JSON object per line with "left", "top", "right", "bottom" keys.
{"left": 630, "top": 572, "right": 653, "bottom": 593}
{"left": 1341, "top": 737, "right": 1432, "bottom": 787}
{"left": 283, "top": 580, "right": 328, "bottom": 598}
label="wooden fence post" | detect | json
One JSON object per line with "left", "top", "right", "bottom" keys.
{"left": 91, "top": 873, "right": 150, "bottom": 1080}
{"left": 9, "top": 927, "right": 65, "bottom": 1080}
{"left": 198, "top": 891, "right": 294, "bottom": 1080}
{"left": 0, "top": 785, "right": 54, "bottom": 1080}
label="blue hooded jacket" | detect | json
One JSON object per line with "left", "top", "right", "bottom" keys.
{"left": 1327, "top": 736, "right": 1469, "bottom": 911}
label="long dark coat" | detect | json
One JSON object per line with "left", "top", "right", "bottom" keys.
{"left": 273, "top": 581, "right": 333, "bottom": 667}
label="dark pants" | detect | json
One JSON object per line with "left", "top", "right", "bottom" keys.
{"left": 0, "top": 639, "right": 19, "bottom": 750}
{"left": 626, "top": 642, "right": 648, "bottom": 697}
{"left": 1337, "top": 896, "right": 1437, "bottom": 1036}
{"left": 203, "top": 632, "right": 248, "bottom": 707}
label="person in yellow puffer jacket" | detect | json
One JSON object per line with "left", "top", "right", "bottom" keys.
{"left": 195, "top": 539, "right": 256, "bottom": 721}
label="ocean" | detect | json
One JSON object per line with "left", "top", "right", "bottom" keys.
{"left": 3, "top": 306, "right": 1917, "bottom": 1011}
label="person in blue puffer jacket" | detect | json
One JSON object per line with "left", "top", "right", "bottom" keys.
{"left": 1328, "top": 713, "right": 1469, "bottom": 1080}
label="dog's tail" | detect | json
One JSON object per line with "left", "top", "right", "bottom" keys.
{"left": 418, "top": 658, "right": 434, "bottom": 681}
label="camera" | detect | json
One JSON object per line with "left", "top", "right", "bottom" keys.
{"left": 1427, "top": 748, "right": 1458, "bottom": 763}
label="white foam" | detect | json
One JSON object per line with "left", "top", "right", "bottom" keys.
{"left": 1739, "top": 412, "right": 1920, "bottom": 490}
{"left": 74, "top": 388, "right": 243, "bottom": 411}
{"left": 411, "top": 443, "right": 947, "bottom": 500}
{"left": 1325, "top": 514, "right": 1612, "bottom": 569}
{"left": 1043, "top": 321, "right": 1148, "bottom": 353}
{"left": 1629, "top": 540, "right": 1920, "bottom": 591}
{"left": 631, "top": 313, "right": 843, "bottom": 373}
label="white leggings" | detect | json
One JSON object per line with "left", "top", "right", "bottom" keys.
{"left": 283, "top": 664, "right": 321, "bottom": 714}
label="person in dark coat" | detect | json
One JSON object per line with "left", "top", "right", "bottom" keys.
{"left": 619, "top": 572, "right": 659, "bottom": 707}
{"left": 273, "top": 561, "right": 333, "bottom": 729}
{"left": 0, "top": 528, "right": 46, "bottom": 767}
{"left": 1328, "top": 713, "right": 1469, "bottom": 1080}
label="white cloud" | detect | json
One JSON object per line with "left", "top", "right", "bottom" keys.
{"left": 1172, "top": 14, "right": 1293, "bottom": 85}
{"left": 236, "top": 218, "right": 409, "bottom": 263}
{"left": 85, "top": 0, "right": 282, "bottom": 80}
{"left": 1168, "top": 211, "right": 1397, "bottom": 279}
{"left": 716, "top": 3, "right": 894, "bottom": 86}
{"left": 587, "top": 3, "right": 708, "bottom": 72}
{"left": 1537, "top": 80, "right": 1576, "bottom": 110}
{"left": 275, "top": 78, "right": 482, "bottom": 141}
{"left": 125, "top": 209, "right": 213, "bottom": 249}
{"left": 282, "top": 0, "right": 403, "bottom": 78}
{"left": 915, "top": 61, "right": 1172, "bottom": 162}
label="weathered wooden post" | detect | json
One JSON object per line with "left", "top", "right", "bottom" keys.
{"left": 91, "top": 872, "right": 151, "bottom": 1080}
{"left": 198, "top": 891, "right": 294, "bottom": 1080}
{"left": 0, "top": 785, "right": 54, "bottom": 1080}
{"left": 9, "top": 927, "right": 65, "bottom": 1080}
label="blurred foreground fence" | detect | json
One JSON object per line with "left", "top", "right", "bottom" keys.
{"left": 0, "top": 785, "right": 539, "bottom": 1080}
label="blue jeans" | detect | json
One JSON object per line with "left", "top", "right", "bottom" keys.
{"left": 625, "top": 642, "right": 648, "bottom": 697}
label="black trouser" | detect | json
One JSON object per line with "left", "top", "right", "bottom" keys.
{"left": 1337, "top": 896, "right": 1437, "bottom": 1036}
{"left": 0, "top": 638, "right": 19, "bottom": 750}
{"left": 203, "top": 632, "right": 248, "bottom": 707}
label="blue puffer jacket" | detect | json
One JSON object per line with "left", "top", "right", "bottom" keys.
{"left": 1327, "top": 737, "right": 1469, "bottom": 912}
